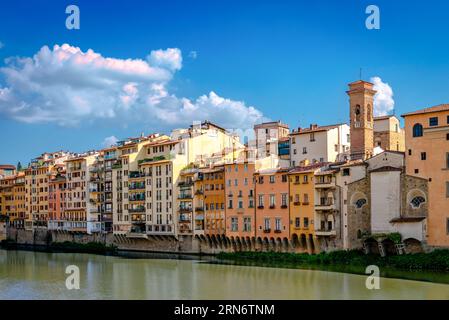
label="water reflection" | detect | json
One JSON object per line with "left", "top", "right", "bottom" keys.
{"left": 1, "top": 249, "right": 449, "bottom": 300}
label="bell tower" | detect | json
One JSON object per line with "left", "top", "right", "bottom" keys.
{"left": 347, "top": 80, "right": 376, "bottom": 160}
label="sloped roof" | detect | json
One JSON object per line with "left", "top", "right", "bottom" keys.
{"left": 401, "top": 104, "right": 449, "bottom": 117}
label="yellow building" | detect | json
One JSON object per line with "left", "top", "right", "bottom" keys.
{"left": 402, "top": 104, "right": 449, "bottom": 247}
{"left": 12, "top": 173, "right": 26, "bottom": 229}
{"left": 288, "top": 163, "right": 325, "bottom": 253}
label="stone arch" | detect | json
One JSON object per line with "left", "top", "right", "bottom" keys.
{"left": 308, "top": 234, "right": 315, "bottom": 253}
{"left": 300, "top": 234, "right": 307, "bottom": 249}
{"left": 291, "top": 233, "right": 300, "bottom": 248}
{"left": 381, "top": 238, "right": 397, "bottom": 256}
{"left": 407, "top": 189, "right": 427, "bottom": 210}
{"left": 364, "top": 238, "right": 379, "bottom": 255}
{"left": 403, "top": 237, "right": 423, "bottom": 254}
{"left": 263, "top": 237, "right": 269, "bottom": 251}
{"left": 282, "top": 237, "right": 290, "bottom": 251}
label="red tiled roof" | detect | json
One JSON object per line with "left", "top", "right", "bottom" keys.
{"left": 401, "top": 104, "right": 449, "bottom": 117}
{"left": 290, "top": 123, "right": 346, "bottom": 135}
{"left": 288, "top": 162, "right": 328, "bottom": 174}
{"left": 0, "top": 165, "right": 15, "bottom": 170}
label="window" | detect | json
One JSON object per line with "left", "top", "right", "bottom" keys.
{"left": 415, "top": 169, "right": 419, "bottom": 174}
{"left": 413, "top": 123, "right": 423, "bottom": 137}
{"left": 295, "top": 217, "right": 300, "bottom": 228}
{"left": 310, "top": 133, "right": 315, "bottom": 142}
{"left": 281, "top": 193, "right": 287, "bottom": 207}
{"left": 410, "top": 196, "right": 425, "bottom": 208}
{"left": 293, "top": 149, "right": 297, "bottom": 155}
{"left": 243, "top": 217, "right": 251, "bottom": 232}
{"left": 446, "top": 153, "right": 449, "bottom": 169}
{"left": 408, "top": 149, "right": 412, "bottom": 156}
{"left": 269, "top": 194, "right": 275, "bottom": 207}
{"left": 355, "top": 198, "right": 367, "bottom": 209}
{"left": 228, "top": 199, "right": 233, "bottom": 209}
{"left": 421, "top": 152, "right": 426, "bottom": 160}
{"left": 238, "top": 200, "right": 243, "bottom": 209}
{"left": 303, "top": 175, "right": 308, "bottom": 183}
{"left": 447, "top": 133, "right": 449, "bottom": 141}
{"left": 269, "top": 175, "right": 275, "bottom": 183}
{"left": 258, "top": 194, "right": 264, "bottom": 207}
{"left": 447, "top": 182, "right": 449, "bottom": 198}
{"left": 447, "top": 115, "right": 449, "bottom": 124}
{"left": 264, "top": 218, "right": 270, "bottom": 230}
{"left": 342, "top": 168, "right": 350, "bottom": 176}
{"left": 303, "top": 193, "right": 309, "bottom": 204}
{"left": 292, "top": 137, "right": 296, "bottom": 144}
{"left": 231, "top": 217, "right": 238, "bottom": 232}
{"left": 282, "top": 175, "right": 287, "bottom": 182}
{"left": 429, "top": 117, "right": 438, "bottom": 126}
{"left": 303, "top": 147, "right": 307, "bottom": 154}
{"left": 304, "top": 217, "right": 309, "bottom": 228}
{"left": 275, "top": 218, "right": 281, "bottom": 231}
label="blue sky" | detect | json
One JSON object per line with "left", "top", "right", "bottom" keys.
{"left": 1, "top": 0, "right": 449, "bottom": 165}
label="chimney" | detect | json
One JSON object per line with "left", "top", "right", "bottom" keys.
{"left": 310, "top": 124, "right": 318, "bottom": 130}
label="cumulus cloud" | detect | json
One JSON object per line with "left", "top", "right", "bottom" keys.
{"left": 0, "top": 44, "right": 265, "bottom": 130}
{"left": 102, "top": 136, "right": 118, "bottom": 148}
{"left": 370, "top": 76, "right": 395, "bottom": 116}
{"left": 147, "top": 48, "right": 182, "bottom": 72}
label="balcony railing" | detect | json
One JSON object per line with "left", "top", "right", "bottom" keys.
{"left": 129, "top": 172, "right": 146, "bottom": 179}
{"left": 178, "top": 194, "right": 193, "bottom": 199}
{"left": 128, "top": 206, "right": 145, "bottom": 213}
{"left": 129, "top": 183, "right": 145, "bottom": 190}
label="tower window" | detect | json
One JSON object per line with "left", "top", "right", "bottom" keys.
{"left": 421, "top": 152, "right": 426, "bottom": 160}
{"left": 414, "top": 169, "right": 419, "bottom": 174}
{"left": 412, "top": 123, "right": 423, "bottom": 137}
{"left": 408, "top": 149, "right": 412, "bottom": 155}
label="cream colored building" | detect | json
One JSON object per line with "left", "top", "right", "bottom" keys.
{"left": 373, "top": 115, "right": 405, "bottom": 152}
{"left": 290, "top": 123, "right": 350, "bottom": 166}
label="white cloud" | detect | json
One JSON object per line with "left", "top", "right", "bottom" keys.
{"left": 370, "top": 76, "right": 395, "bottom": 116}
{"left": 102, "top": 136, "right": 118, "bottom": 148}
{"left": 0, "top": 44, "right": 265, "bottom": 130}
{"left": 188, "top": 51, "right": 198, "bottom": 59}
{"left": 147, "top": 48, "right": 182, "bottom": 72}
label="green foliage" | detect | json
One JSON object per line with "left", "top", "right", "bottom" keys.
{"left": 217, "top": 249, "right": 449, "bottom": 272}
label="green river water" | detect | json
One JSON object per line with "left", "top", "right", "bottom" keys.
{"left": 1, "top": 249, "right": 449, "bottom": 299}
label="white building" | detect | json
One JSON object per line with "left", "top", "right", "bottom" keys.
{"left": 289, "top": 123, "right": 350, "bottom": 166}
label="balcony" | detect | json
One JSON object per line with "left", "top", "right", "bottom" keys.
{"left": 315, "top": 200, "right": 336, "bottom": 211}
{"left": 315, "top": 229, "right": 336, "bottom": 236}
{"left": 129, "top": 183, "right": 145, "bottom": 190}
{"left": 281, "top": 204, "right": 288, "bottom": 209}
{"left": 315, "top": 178, "right": 335, "bottom": 189}
{"left": 178, "top": 194, "right": 193, "bottom": 200}
{"left": 128, "top": 206, "right": 145, "bottom": 213}
{"left": 178, "top": 181, "right": 194, "bottom": 187}
{"left": 195, "top": 207, "right": 204, "bottom": 212}
{"left": 274, "top": 229, "right": 282, "bottom": 233}
{"left": 179, "top": 207, "right": 193, "bottom": 213}
{"left": 269, "top": 205, "right": 275, "bottom": 209}
{"left": 257, "top": 205, "right": 264, "bottom": 209}
{"left": 129, "top": 171, "right": 146, "bottom": 179}
{"left": 293, "top": 201, "right": 300, "bottom": 206}
{"left": 263, "top": 228, "right": 271, "bottom": 233}
{"left": 129, "top": 194, "right": 145, "bottom": 202}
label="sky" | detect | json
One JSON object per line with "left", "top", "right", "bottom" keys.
{"left": 1, "top": 0, "right": 449, "bottom": 165}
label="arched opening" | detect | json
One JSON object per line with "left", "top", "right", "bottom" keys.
{"left": 381, "top": 238, "right": 397, "bottom": 256}
{"left": 364, "top": 238, "right": 379, "bottom": 255}
{"left": 404, "top": 238, "right": 423, "bottom": 254}
{"left": 292, "top": 233, "right": 300, "bottom": 248}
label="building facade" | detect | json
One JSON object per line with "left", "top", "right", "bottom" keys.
{"left": 402, "top": 104, "right": 449, "bottom": 247}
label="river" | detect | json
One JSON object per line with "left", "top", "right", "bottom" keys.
{"left": 1, "top": 249, "right": 449, "bottom": 299}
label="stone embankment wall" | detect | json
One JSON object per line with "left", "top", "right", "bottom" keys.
{"left": 6, "top": 228, "right": 316, "bottom": 254}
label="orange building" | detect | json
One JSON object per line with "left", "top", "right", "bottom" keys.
{"left": 254, "top": 168, "right": 290, "bottom": 240}
{"left": 48, "top": 171, "right": 67, "bottom": 231}
{"left": 201, "top": 166, "right": 225, "bottom": 236}
{"left": 224, "top": 161, "right": 256, "bottom": 239}
{"left": 402, "top": 104, "right": 449, "bottom": 247}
